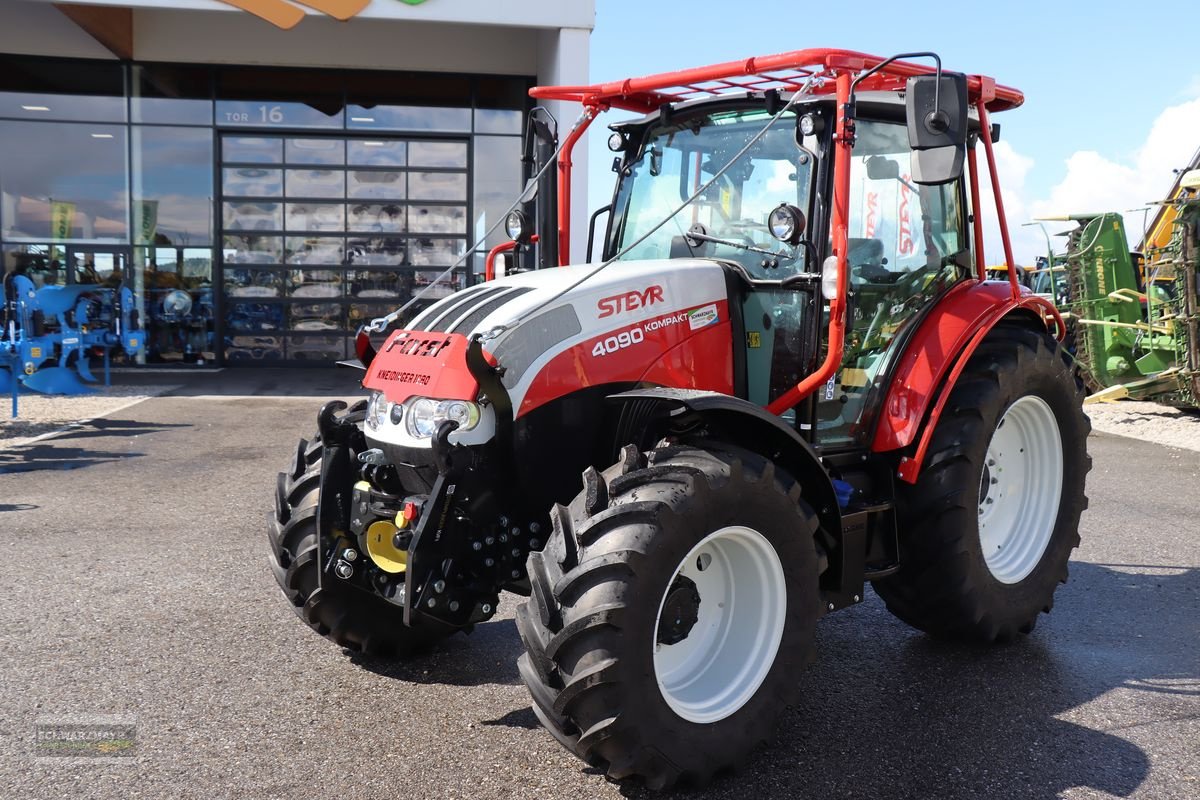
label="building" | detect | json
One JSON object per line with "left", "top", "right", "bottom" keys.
{"left": 0, "top": 0, "right": 592, "bottom": 366}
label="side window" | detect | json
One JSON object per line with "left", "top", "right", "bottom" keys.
{"left": 846, "top": 120, "right": 965, "bottom": 278}
{"left": 816, "top": 119, "right": 968, "bottom": 447}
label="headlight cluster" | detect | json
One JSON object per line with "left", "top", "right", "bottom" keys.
{"left": 365, "top": 391, "right": 480, "bottom": 439}
{"left": 406, "top": 397, "right": 481, "bottom": 438}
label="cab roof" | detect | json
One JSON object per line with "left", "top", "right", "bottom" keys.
{"left": 531, "top": 47, "right": 1023, "bottom": 114}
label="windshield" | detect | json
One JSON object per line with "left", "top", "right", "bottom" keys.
{"left": 608, "top": 108, "right": 813, "bottom": 279}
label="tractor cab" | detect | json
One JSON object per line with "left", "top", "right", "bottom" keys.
{"left": 501, "top": 79, "right": 984, "bottom": 453}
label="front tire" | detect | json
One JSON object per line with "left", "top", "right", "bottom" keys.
{"left": 517, "top": 444, "right": 822, "bottom": 788}
{"left": 873, "top": 322, "right": 1091, "bottom": 641}
{"left": 267, "top": 428, "right": 456, "bottom": 657}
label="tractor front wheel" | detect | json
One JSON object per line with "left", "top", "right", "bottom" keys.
{"left": 517, "top": 444, "right": 822, "bottom": 788}
{"left": 268, "top": 428, "right": 456, "bottom": 657}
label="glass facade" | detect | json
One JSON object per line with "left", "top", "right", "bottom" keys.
{"left": 0, "top": 55, "right": 531, "bottom": 366}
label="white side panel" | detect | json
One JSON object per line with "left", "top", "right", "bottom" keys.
{"left": 482, "top": 260, "right": 731, "bottom": 412}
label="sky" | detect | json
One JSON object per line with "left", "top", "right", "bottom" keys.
{"left": 582, "top": 0, "right": 1200, "bottom": 264}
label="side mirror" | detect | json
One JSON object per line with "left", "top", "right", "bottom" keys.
{"left": 905, "top": 72, "right": 968, "bottom": 185}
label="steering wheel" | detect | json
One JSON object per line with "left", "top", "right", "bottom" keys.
{"left": 851, "top": 261, "right": 894, "bottom": 285}
{"left": 892, "top": 262, "right": 941, "bottom": 294}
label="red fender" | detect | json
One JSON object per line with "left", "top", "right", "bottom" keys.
{"left": 869, "top": 279, "right": 1064, "bottom": 483}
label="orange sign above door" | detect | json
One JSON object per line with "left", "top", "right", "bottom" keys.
{"left": 215, "top": 0, "right": 371, "bottom": 29}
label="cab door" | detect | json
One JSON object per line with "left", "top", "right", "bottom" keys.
{"left": 814, "top": 118, "right": 971, "bottom": 447}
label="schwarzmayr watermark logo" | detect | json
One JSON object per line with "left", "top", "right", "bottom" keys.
{"left": 217, "top": 0, "right": 431, "bottom": 31}
{"left": 35, "top": 716, "right": 137, "bottom": 763}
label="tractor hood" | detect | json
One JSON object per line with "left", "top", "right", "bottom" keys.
{"left": 404, "top": 259, "right": 731, "bottom": 344}
{"left": 367, "top": 259, "right": 735, "bottom": 421}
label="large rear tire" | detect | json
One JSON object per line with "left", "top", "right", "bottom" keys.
{"left": 873, "top": 322, "right": 1091, "bottom": 641}
{"left": 516, "top": 444, "right": 822, "bottom": 789}
{"left": 267, "top": 429, "right": 455, "bottom": 657}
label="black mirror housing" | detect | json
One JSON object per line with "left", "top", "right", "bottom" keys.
{"left": 906, "top": 72, "right": 968, "bottom": 185}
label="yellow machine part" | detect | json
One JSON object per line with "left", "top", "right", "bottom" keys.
{"left": 364, "top": 520, "right": 407, "bottom": 574}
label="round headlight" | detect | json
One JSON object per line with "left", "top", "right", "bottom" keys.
{"left": 799, "top": 113, "right": 822, "bottom": 137}
{"left": 607, "top": 132, "right": 625, "bottom": 152}
{"left": 406, "top": 398, "right": 440, "bottom": 439}
{"left": 768, "top": 203, "right": 805, "bottom": 246}
{"left": 504, "top": 210, "right": 528, "bottom": 242}
{"left": 438, "top": 399, "right": 480, "bottom": 431}
{"left": 366, "top": 392, "right": 388, "bottom": 431}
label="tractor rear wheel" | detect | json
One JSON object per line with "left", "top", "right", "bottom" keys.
{"left": 268, "top": 428, "right": 455, "bottom": 657}
{"left": 516, "top": 444, "right": 822, "bottom": 789}
{"left": 873, "top": 322, "right": 1090, "bottom": 641}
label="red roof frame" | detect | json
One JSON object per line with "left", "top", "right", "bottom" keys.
{"left": 531, "top": 47, "right": 1023, "bottom": 114}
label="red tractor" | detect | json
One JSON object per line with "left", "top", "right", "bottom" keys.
{"left": 269, "top": 49, "right": 1089, "bottom": 788}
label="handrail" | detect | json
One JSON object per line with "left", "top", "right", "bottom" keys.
{"left": 484, "top": 234, "right": 539, "bottom": 282}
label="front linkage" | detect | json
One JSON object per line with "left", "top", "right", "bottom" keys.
{"left": 312, "top": 337, "right": 541, "bottom": 632}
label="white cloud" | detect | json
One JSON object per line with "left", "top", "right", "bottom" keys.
{"left": 976, "top": 140, "right": 1040, "bottom": 265}
{"left": 998, "top": 94, "right": 1200, "bottom": 262}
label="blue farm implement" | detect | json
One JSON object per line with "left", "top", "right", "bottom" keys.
{"left": 1, "top": 274, "right": 144, "bottom": 417}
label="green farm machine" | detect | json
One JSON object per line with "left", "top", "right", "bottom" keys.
{"left": 1040, "top": 168, "right": 1200, "bottom": 407}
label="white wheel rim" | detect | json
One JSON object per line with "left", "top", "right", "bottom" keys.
{"left": 978, "top": 395, "right": 1064, "bottom": 584}
{"left": 653, "top": 525, "right": 786, "bottom": 724}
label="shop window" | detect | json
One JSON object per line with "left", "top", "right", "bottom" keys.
{"left": 409, "top": 237, "right": 466, "bottom": 267}
{"left": 223, "top": 201, "right": 283, "bottom": 232}
{"left": 285, "top": 138, "right": 344, "bottom": 165}
{"left": 346, "top": 105, "right": 470, "bottom": 133}
{"left": 475, "top": 76, "right": 530, "bottom": 135}
{"left": 223, "top": 234, "right": 283, "bottom": 264}
{"left": 286, "top": 333, "right": 346, "bottom": 361}
{"left": 225, "top": 334, "right": 285, "bottom": 362}
{"left": 408, "top": 205, "right": 466, "bottom": 235}
{"left": 285, "top": 203, "right": 344, "bottom": 233}
{"left": 409, "top": 172, "right": 467, "bottom": 202}
{"left": 346, "top": 238, "right": 406, "bottom": 267}
{"left": 409, "top": 141, "right": 467, "bottom": 169}
{"left": 472, "top": 135, "right": 523, "bottom": 251}
{"left": 347, "top": 169, "right": 405, "bottom": 200}
{"left": 223, "top": 168, "right": 282, "bottom": 197}
{"left": 0, "top": 56, "right": 125, "bottom": 123}
{"left": 474, "top": 109, "right": 523, "bottom": 136}
{"left": 132, "top": 64, "right": 213, "bottom": 125}
{"left": 285, "top": 169, "right": 345, "bottom": 199}
{"left": 287, "top": 270, "right": 343, "bottom": 300}
{"left": 223, "top": 137, "right": 283, "bottom": 164}
{"left": 288, "top": 301, "right": 342, "bottom": 329}
{"left": 133, "top": 126, "right": 215, "bottom": 246}
{"left": 348, "top": 268, "right": 406, "bottom": 298}
{"left": 215, "top": 67, "right": 344, "bottom": 130}
{"left": 348, "top": 140, "right": 405, "bottom": 167}
{"left": 347, "top": 204, "right": 407, "bottom": 234}
{"left": 217, "top": 100, "right": 343, "bottom": 129}
{"left": 0, "top": 120, "right": 128, "bottom": 242}
{"left": 2, "top": 243, "right": 66, "bottom": 288}
{"left": 71, "top": 250, "right": 123, "bottom": 285}
{"left": 137, "top": 246, "right": 216, "bottom": 365}
{"left": 285, "top": 236, "right": 344, "bottom": 266}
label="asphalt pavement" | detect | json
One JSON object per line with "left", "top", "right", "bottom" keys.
{"left": 0, "top": 369, "right": 1197, "bottom": 799}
